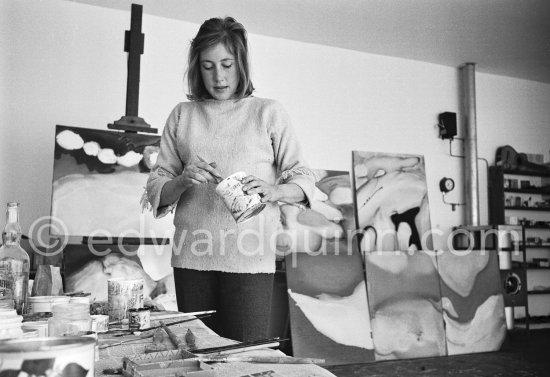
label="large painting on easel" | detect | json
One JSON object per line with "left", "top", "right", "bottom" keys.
{"left": 51, "top": 125, "right": 176, "bottom": 310}
{"left": 351, "top": 151, "right": 433, "bottom": 252}
{"left": 50, "top": 125, "right": 174, "bottom": 240}
{"left": 283, "top": 170, "right": 375, "bottom": 365}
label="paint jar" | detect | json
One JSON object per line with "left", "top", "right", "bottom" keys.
{"left": 215, "top": 171, "right": 266, "bottom": 223}
{"left": 0, "top": 337, "right": 95, "bottom": 376}
{"left": 70, "top": 295, "right": 91, "bottom": 306}
{"left": 107, "top": 278, "right": 144, "bottom": 322}
{"left": 28, "top": 295, "right": 70, "bottom": 313}
{"left": 48, "top": 303, "right": 92, "bottom": 337}
{"left": 0, "top": 308, "right": 23, "bottom": 340}
{"left": 91, "top": 314, "right": 109, "bottom": 333}
{"left": 128, "top": 308, "right": 150, "bottom": 330}
{"left": 21, "top": 320, "right": 49, "bottom": 337}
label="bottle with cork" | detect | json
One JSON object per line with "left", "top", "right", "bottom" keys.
{"left": 0, "top": 202, "right": 30, "bottom": 314}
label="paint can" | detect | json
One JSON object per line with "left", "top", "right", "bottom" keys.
{"left": 21, "top": 320, "right": 49, "bottom": 337}
{"left": 107, "top": 278, "right": 144, "bottom": 322}
{"left": 27, "top": 295, "right": 71, "bottom": 313}
{"left": 70, "top": 295, "right": 91, "bottom": 306}
{"left": 0, "top": 308, "right": 23, "bottom": 340}
{"left": 215, "top": 171, "right": 266, "bottom": 223}
{"left": 0, "top": 337, "right": 95, "bottom": 376}
{"left": 128, "top": 308, "right": 150, "bottom": 330}
{"left": 91, "top": 314, "right": 109, "bottom": 333}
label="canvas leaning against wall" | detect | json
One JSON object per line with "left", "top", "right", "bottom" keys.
{"left": 364, "top": 250, "right": 447, "bottom": 360}
{"left": 437, "top": 249, "right": 507, "bottom": 355}
{"left": 283, "top": 169, "right": 375, "bottom": 365}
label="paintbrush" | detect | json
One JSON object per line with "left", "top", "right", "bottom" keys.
{"left": 196, "top": 154, "right": 223, "bottom": 183}
{"left": 198, "top": 355, "right": 325, "bottom": 364}
{"left": 192, "top": 337, "right": 286, "bottom": 354}
{"left": 105, "top": 312, "right": 214, "bottom": 335}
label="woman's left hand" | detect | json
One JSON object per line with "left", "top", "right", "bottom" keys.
{"left": 241, "top": 175, "right": 280, "bottom": 203}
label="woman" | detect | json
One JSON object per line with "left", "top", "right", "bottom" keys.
{"left": 146, "top": 17, "right": 315, "bottom": 341}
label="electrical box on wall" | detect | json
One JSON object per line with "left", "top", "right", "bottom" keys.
{"left": 438, "top": 112, "right": 457, "bottom": 139}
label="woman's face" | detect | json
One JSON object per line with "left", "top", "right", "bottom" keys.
{"left": 200, "top": 42, "right": 240, "bottom": 100}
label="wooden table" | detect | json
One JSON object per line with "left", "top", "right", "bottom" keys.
{"left": 96, "top": 311, "right": 335, "bottom": 377}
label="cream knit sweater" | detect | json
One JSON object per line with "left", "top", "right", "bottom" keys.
{"left": 146, "top": 97, "right": 315, "bottom": 273}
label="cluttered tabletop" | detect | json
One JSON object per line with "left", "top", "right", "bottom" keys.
{"left": 96, "top": 310, "right": 335, "bottom": 377}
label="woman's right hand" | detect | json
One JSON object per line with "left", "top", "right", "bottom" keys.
{"left": 177, "top": 161, "right": 222, "bottom": 186}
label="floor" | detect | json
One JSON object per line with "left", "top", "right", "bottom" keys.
{"left": 324, "top": 329, "right": 550, "bottom": 377}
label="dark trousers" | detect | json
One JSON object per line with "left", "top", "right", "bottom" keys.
{"left": 173, "top": 268, "right": 274, "bottom": 342}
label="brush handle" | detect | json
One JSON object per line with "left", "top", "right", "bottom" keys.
{"left": 196, "top": 154, "right": 223, "bottom": 183}
{"left": 201, "top": 356, "right": 325, "bottom": 364}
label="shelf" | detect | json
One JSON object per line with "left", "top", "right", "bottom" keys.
{"left": 505, "top": 206, "right": 550, "bottom": 211}
{"left": 525, "top": 225, "right": 550, "bottom": 230}
{"left": 515, "top": 315, "right": 550, "bottom": 325}
{"left": 503, "top": 169, "right": 550, "bottom": 178}
{"left": 527, "top": 289, "right": 550, "bottom": 295}
{"left": 523, "top": 244, "right": 550, "bottom": 249}
{"left": 515, "top": 323, "right": 550, "bottom": 330}
{"left": 504, "top": 188, "right": 550, "bottom": 195}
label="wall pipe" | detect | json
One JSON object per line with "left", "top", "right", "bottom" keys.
{"left": 460, "top": 63, "right": 480, "bottom": 226}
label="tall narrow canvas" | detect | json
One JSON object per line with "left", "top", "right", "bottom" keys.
{"left": 437, "top": 249, "right": 507, "bottom": 355}
{"left": 283, "top": 170, "right": 375, "bottom": 365}
{"left": 363, "top": 250, "right": 447, "bottom": 360}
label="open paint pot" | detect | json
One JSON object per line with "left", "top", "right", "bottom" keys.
{"left": 215, "top": 171, "right": 266, "bottom": 223}
{"left": 0, "top": 337, "right": 95, "bottom": 376}
{"left": 28, "top": 296, "right": 71, "bottom": 314}
{"left": 107, "top": 278, "right": 144, "bottom": 322}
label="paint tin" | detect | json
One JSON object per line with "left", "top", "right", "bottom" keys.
{"left": 128, "top": 308, "right": 150, "bottom": 330}
{"left": 0, "top": 308, "right": 23, "bottom": 340}
{"left": 107, "top": 278, "right": 144, "bottom": 322}
{"left": 0, "top": 337, "right": 95, "bottom": 376}
{"left": 215, "top": 171, "right": 266, "bottom": 223}
{"left": 28, "top": 295, "right": 70, "bottom": 313}
{"left": 91, "top": 314, "right": 109, "bottom": 333}
{"left": 70, "top": 295, "right": 91, "bottom": 306}
{"left": 21, "top": 320, "right": 49, "bottom": 337}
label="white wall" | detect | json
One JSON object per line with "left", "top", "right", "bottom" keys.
{"left": 1, "top": 0, "right": 550, "bottom": 252}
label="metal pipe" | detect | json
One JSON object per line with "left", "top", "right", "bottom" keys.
{"left": 460, "top": 63, "right": 480, "bottom": 226}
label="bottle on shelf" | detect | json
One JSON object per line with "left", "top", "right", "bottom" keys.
{"left": 0, "top": 202, "right": 30, "bottom": 315}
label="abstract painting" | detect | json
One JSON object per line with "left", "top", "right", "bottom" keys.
{"left": 283, "top": 170, "right": 375, "bottom": 365}
{"left": 364, "top": 250, "right": 447, "bottom": 360}
{"left": 63, "top": 243, "right": 176, "bottom": 311}
{"left": 437, "top": 249, "right": 507, "bottom": 355}
{"left": 351, "top": 151, "right": 433, "bottom": 252}
{"left": 51, "top": 125, "right": 176, "bottom": 310}
{"left": 50, "top": 125, "right": 174, "bottom": 241}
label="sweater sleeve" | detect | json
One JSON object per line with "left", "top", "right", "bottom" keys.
{"left": 146, "top": 104, "right": 185, "bottom": 218}
{"left": 268, "top": 101, "right": 316, "bottom": 206}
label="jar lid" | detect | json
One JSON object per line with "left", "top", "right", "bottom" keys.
{"left": 51, "top": 302, "right": 89, "bottom": 314}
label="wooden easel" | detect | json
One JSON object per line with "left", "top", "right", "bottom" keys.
{"left": 108, "top": 3, "right": 157, "bottom": 134}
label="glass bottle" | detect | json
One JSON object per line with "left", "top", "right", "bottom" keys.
{"left": 48, "top": 303, "right": 92, "bottom": 337}
{"left": 0, "top": 202, "right": 30, "bottom": 315}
